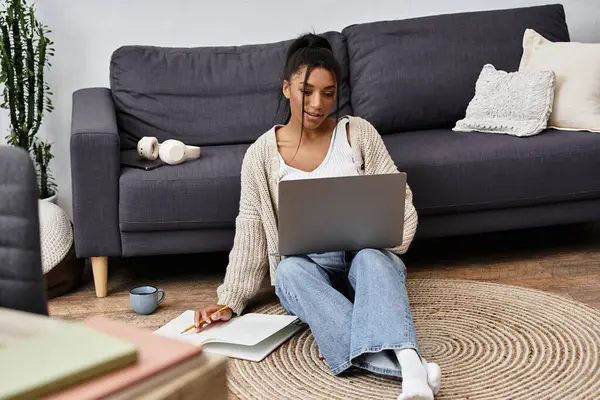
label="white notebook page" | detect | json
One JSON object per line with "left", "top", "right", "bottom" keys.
{"left": 154, "top": 310, "right": 299, "bottom": 346}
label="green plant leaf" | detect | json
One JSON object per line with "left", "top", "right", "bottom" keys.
{"left": 1, "top": 0, "right": 54, "bottom": 194}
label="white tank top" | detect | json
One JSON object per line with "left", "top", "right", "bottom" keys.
{"left": 279, "top": 117, "right": 360, "bottom": 181}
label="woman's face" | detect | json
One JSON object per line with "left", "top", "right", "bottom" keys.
{"left": 283, "top": 65, "right": 337, "bottom": 130}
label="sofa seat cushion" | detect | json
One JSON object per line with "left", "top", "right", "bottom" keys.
{"left": 119, "top": 143, "right": 249, "bottom": 232}
{"left": 384, "top": 129, "right": 600, "bottom": 216}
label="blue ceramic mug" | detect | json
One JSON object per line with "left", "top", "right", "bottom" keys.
{"left": 129, "top": 285, "right": 166, "bottom": 315}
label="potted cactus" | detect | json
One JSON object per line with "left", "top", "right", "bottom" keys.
{"left": 0, "top": 0, "right": 56, "bottom": 201}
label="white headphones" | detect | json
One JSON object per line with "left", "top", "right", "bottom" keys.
{"left": 137, "top": 136, "right": 201, "bottom": 165}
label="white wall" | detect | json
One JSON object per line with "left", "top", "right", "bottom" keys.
{"left": 1, "top": 0, "right": 599, "bottom": 218}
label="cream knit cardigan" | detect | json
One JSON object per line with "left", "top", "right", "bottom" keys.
{"left": 216, "top": 116, "right": 418, "bottom": 315}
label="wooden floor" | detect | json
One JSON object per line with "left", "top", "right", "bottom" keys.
{"left": 48, "top": 221, "right": 600, "bottom": 328}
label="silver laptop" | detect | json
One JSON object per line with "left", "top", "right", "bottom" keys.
{"left": 278, "top": 173, "right": 406, "bottom": 256}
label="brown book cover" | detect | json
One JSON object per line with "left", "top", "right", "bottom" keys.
{"left": 43, "top": 316, "right": 204, "bottom": 400}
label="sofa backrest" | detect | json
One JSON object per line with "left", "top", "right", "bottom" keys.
{"left": 110, "top": 32, "right": 352, "bottom": 149}
{"left": 342, "top": 4, "right": 570, "bottom": 135}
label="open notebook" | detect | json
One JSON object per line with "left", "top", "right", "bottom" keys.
{"left": 153, "top": 311, "right": 306, "bottom": 362}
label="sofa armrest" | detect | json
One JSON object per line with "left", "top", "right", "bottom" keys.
{"left": 70, "top": 87, "right": 121, "bottom": 258}
{"left": 0, "top": 146, "right": 48, "bottom": 315}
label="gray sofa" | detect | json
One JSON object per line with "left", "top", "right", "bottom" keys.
{"left": 0, "top": 146, "right": 48, "bottom": 315}
{"left": 70, "top": 4, "right": 600, "bottom": 296}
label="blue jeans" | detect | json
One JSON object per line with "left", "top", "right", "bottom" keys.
{"left": 274, "top": 248, "right": 421, "bottom": 377}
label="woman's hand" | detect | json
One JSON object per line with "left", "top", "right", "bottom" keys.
{"left": 194, "top": 304, "right": 233, "bottom": 332}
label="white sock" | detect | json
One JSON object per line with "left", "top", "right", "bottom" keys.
{"left": 421, "top": 357, "right": 441, "bottom": 395}
{"left": 394, "top": 349, "right": 434, "bottom": 400}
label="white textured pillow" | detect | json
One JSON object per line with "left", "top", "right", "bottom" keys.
{"left": 453, "top": 64, "right": 555, "bottom": 137}
{"left": 519, "top": 28, "right": 600, "bottom": 132}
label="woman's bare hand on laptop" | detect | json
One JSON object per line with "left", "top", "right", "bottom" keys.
{"left": 194, "top": 304, "right": 233, "bottom": 332}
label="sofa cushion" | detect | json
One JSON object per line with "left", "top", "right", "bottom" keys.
{"left": 110, "top": 32, "right": 351, "bottom": 149}
{"left": 119, "top": 144, "right": 249, "bottom": 232}
{"left": 342, "top": 4, "right": 570, "bottom": 135}
{"left": 384, "top": 129, "right": 600, "bottom": 216}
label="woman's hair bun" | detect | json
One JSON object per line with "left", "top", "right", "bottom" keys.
{"left": 303, "top": 33, "right": 333, "bottom": 51}
{"left": 286, "top": 33, "right": 333, "bottom": 59}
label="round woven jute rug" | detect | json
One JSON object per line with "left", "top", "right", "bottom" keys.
{"left": 227, "top": 279, "right": 600, "bottom": 400}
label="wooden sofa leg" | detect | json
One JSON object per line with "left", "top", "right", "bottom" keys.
{"left": 91, "top": 256, "right": 108, "bottom": 298}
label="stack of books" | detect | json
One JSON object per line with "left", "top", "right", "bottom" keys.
{"left": 0, "top": 316, "right": 205, "bottom": 400}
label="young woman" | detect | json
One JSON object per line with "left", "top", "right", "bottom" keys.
{"left": 195, "top": 33, "right": 441, "bottom": 400}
